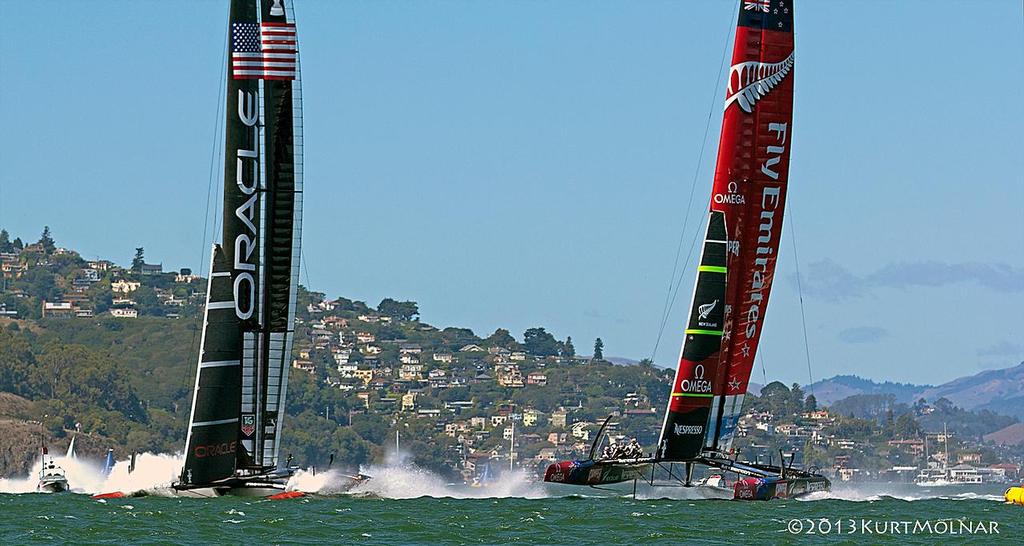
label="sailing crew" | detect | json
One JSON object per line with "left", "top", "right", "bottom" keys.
{"left": 626, "top": 438, "right": 642, "bottom": 459}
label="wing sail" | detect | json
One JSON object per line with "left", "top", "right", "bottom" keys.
{"left": 710, "top": 0, "right": 795, "bottom": 453}
{"left": 656, "top": 212, "right": 728, "bottom": 461}
{"left": 656, "top": 0, "right": 795, "bottom": 460}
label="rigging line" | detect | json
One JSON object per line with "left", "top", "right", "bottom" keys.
{"left": 787, "top": 212, "right": 814, "bottom": 392}
{"left": 650, "top": 1, "right": 739, "bottom": 362}
{"left": 758, "top": 348, "right": 768, "bottom": 390}
{"left": 182, "top": 16, "right": 230, "bottom": 399}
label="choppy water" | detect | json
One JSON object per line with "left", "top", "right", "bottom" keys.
{"left": 2, "top": 455, "right": 1020, "bottom": 544}
{"left": 3, "top": 487, "right": 1020, "bottom": 544}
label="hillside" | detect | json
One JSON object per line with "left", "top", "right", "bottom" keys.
{"left": 918, "top": 362, "right": 1024, "bottom": 418}
{"left": 805, "top": 375, "right": 927, "bottom": 406}
{"left": 806, "top": 362, "right": 1024, "bottom": 419}
{"left": 985, "top": 422, "right": 1024, "bottom": 447}
{"left": 2, "top": 227, "right": 1022, "bottom": 480}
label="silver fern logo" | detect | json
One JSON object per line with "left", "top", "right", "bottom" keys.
{"left": 698, "top": 299, "right": 718, "bottom": 320}
{"left": 724, "top": 51, "right": 794, "bottom": 113}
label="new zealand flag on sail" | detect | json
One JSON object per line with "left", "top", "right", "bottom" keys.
{"left": 739, "top": 0, "right": 793, "bottom": 32}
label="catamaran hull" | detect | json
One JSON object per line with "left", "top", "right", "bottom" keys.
{"left": 544, "top": 460, "right": 651, "bottom": 486}
{"left": 733, "top": 475, "right": 830, "bottom": 500}
{"left": 173, "top": 472, "right": 370, "bottom": 498}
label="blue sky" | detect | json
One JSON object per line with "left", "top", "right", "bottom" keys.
{"left": 1, "top": 1, "right": 1021, "bottom": 386}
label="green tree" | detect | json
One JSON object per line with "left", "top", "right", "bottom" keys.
{"left": 131, "top": 247, "right": 145, "bottom": 272}
{"left": 0, "top": 229, "right": 12, "bottom": 253}
{"left": 12, "top": 237, "right": 23, "bottom": 251}
{"left": 593, "top": 338, "right": 604, "bottom": 360}
{"left": 38, "top": 226, "right": 56, "bottom": 255}
{"left": 523, "top": 327, "right": 560, "bottom": 357}
{"left": 133, "top": 286, "right": 164, "bottom": 316}
{"left": 377, "top": 298, "right": 419, "bottom": 321}
{"left": 804, "top": 393, "right": 817, "bottom": 412}
{"left": 561, "top": 336, "right": 576, "bottom": 358}
{"left": 790, "top": 383, "right": 805, "bottom": 410}
{"left": 486, "top": 328, "right": 516, "bottom": 348}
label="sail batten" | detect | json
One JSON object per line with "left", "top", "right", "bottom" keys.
{"left": 657, "top": 0, "right": 794, "bottom": 461}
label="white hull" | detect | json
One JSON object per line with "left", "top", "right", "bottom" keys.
{"left": 37, "top": 477, "right": 69, "bottom": 493}
{"left": 915, "top": 479, "right": 954, "bottom": 487}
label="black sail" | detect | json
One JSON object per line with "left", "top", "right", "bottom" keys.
{"left": 180, "top": 0, "right": 301, "bottom": 487}
{"left": 656, "top": 211, "right": 728, "bottom": 461}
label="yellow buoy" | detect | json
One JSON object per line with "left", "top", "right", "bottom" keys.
{"left": 1005, "top": 486, "right": 1024, "bottom": 505}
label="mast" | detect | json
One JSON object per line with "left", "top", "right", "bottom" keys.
{"left": 179, "top": 0, "right": 303, "bottom": 488}
{"left": 657, "top": 0, "right": 795, "bottom": 461}
{"left": 509, "top": 421, "right": 515, "bottom": 472}
{"left": 943, "top": 423, "right": 949, "bottom": 475}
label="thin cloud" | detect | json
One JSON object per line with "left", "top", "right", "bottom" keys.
{"left": 977, "top": 340, "right": 1024, "bottom": 357}
{"left": 798, "top": 259, "right": 1024, "bottom": 302}
{"left": 838, "top": 326, "right": 888, "bottom": 344}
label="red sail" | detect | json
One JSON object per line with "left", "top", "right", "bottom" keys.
{"left": 656, "top": 0, "right": 795, "bottom": 461}
{"left": 710, "top": 0, "right": 795, "bottom": 452}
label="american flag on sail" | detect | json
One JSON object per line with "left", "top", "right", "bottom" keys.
{"left": 744, "top": 0, "right": 770, "bottom": 12}
{"left": 231, "top": 22, "right": 297, "bottom": 80}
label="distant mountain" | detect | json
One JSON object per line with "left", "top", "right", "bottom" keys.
{"left": 806, "top": 361, "right": 1024, "bottom": 419}
{"left": 984, "top": 422, "right": 1024, "bottom": 446}
{"left": 917, "top": 362, "right": 1024, "bottom": 418}
{"left": 804, "top": 375, "right": 928, "bottom": 406}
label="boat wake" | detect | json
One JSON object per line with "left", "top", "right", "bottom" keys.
{"left": 797, "top": 486, "right": 1006, "bottom": 503}
{"left": 0, "top": 452, "right": 182, "bottom": 496}
{"left": 345, "top": 462, "right": 546, "bottom": 499}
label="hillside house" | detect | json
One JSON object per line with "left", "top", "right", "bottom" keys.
{"left": 292, "top": 360, "right": 316, "bottom": 374}
{"left": 570, "top": 422, "right": 591, "bottom": 441}
{"left": 356, "top": 332, "right": 375, "bottom": 343}
{"left": 399, "top": 364, "right": 425, "bottom": 381}
{"left": 139, "top": 262, "right": 163, "bottom": 275}
{"left": 400, "top": 353, "right": 420, "bottom": 365}
{"left": 323, "top": 315, "right": 348, "bottom": 329}
{"left": 546, "top": 432, "right": 568, "bottom": 445}
{"left": 496, "top": 365, "right": 524, "bottom": 388}
{"left": 41, "top": 301, "right": 75, "bottom": 319}
{"left": 433, "top": 352, "right": 454, "bottom": 364}
{"left": 333, "top": 349, "right": 352, "bottom": 366}
{"left": 175, "top": 271, "right": 200, "bottom": 283}
{"left": 111, "top": 280, "right": 141, "bottom": 294}
{"left": 401, "top": 392, "right": 417, "bottom": 412}
{"left": 400, "top": 344, "right": 423, "bottom": 355}
{"left": 990, "top": 463, "right": 1020, "bottom": 480}
{"left": 958, "top": 453, "right": 982, "bottom": 465}
{"left": 459, "top": 344, "right": 484, "bottom": 353}
{"left": 353, "top": 369, "right": 374, "bottom": 385}
{"left": 526, "top": 371, "right": 547, "bottom": 386}
{"left": 110, "top": 307, "right": 139, "bottom": 318}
